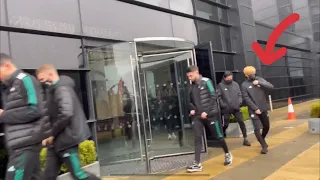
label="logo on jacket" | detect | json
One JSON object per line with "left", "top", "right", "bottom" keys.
{"left": 9, "top": 87, "right": 15, "bottom": 92}
{"left": 249, "top": 86, "right": 252, "bottom": 88}
{"left": 7, "top": 166, "right": 15, "bottom": 172}
{"left": 225, "top": 88, "right": 228, "bottom": 91}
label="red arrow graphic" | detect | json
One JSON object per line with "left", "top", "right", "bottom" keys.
{"left": 252, "top": 13, "right": 300, "bottom": 65}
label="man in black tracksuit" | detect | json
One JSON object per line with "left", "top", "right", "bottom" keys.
{"left": 0, "top": 53, "right": 50, "bottom": 180}
{"left": 218, "top": 71, "right": 251, "bottom": 146}
{"left": 36, "top": 64, "right": 100, "bottom": 180}
{"left": 241, "top": 66, "right": 274, "bottom": 154}
{"left": 186, "top": 66, "right": 232, "bottom": 173}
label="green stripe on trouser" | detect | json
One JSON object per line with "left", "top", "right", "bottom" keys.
{"left": 14, "top": 153, "right": 26, "bottom": 180}
{"left": 214, "top": 122, "right": 223, "bottom": 138}
{"left": 69, "top": 152, "right": 88, "bottom": 179}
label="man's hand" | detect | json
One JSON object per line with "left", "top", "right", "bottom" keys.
{"left": 190, "top": 110, "right": 196, "bottom": 116}
{"left": 0, "top": 109, "right": 3, "bottom": 115}
{"left": 201, "top": 112, "right": 208, "bottom": 119}
{"left": 253, "top": 80, "right": 259, "bottom": 85}
{"left": 42, "top": 136, "right": 54, "bottom": 146}
{"left": 255, "top": 109, "right": 262, "bottom": 114}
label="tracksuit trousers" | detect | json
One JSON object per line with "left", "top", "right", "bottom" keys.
{"left": 222, "top": 109, "right": 248, "bottom": 138}
{"left": 5, "top": 144, "right": 42, "bottom": 180}
{"left": 44, "top": 146, "right": 101, "bottom": 180}
{"left": 193, "top": 116, "right": 229, "bottom": 164}
{"left": 251, "top": 111, "right": 270, "bottom": 147}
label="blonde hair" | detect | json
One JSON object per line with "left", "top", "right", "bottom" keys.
{"left": 243, "top": 66, "right": 256, "bottom": 76}
{"left": 36, "top": 64, "right": 57, "bottom": 75}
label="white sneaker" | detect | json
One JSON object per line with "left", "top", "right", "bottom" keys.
{"left": 172, "top": 132, "right": 177, "bottom": 139}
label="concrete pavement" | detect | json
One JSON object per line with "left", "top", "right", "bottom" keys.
{"left": 103, "top": 99, "right": 320, "bottom": 180}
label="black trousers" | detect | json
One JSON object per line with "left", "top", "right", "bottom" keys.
{"left": 5, "top": 144, "right": 41, "bottom": 180}
{"left": 44, "top": 146, "right": 101, "bottom": 180}
{"left": 222, "top": 110, "right": 248, "bottom": 138}
{"left": 251, "top": 111, "right": 270, "bottom": 147}
{"left": 193, "top": 116, "right": 229, "bottom": 164}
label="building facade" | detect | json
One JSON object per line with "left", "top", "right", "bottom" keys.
{"left": 0, "top": 0, "right": 319, "bottom": 176}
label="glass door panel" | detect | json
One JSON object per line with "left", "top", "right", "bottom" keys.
{"left": 88, "top": 42, "right": 145, "bottom": 166}
{"left": 137, "top": 51, "right": 196, "bottom": 160}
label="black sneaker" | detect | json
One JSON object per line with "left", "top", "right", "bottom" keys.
{"left": 224, "top": 153, "right": 233, "bottom": 166}
{"left": 261, "top": 147, "right": 268, "bottom": 154}
{"left": 243, "top": 139, "right": 251, "bottom": 146}
{"left": 186, "top": 163, "right": 203, "bottom": 172}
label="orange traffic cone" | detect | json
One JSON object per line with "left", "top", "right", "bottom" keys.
{"left": 288, "top": 97, "right": 296, "bottom": 120}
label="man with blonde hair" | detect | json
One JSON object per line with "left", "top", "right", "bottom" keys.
{"left": 0, "top": 53, "right": 50, "bottom": 180}
{"left": 36, "top": 64, "right": 100, "bottom": 180}
{"left": 241, "top": 66, "right": 274, "bottom": 154}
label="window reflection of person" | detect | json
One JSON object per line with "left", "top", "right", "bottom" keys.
{"left": 121, "top": 81, "right": 133, "bottom": 141}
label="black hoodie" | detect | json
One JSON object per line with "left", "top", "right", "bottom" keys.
{"left": 217, "top": 79, "right": 243, "bottom": 114}
{"left": 47, "top": 76, "right": 91, "bottom": 152}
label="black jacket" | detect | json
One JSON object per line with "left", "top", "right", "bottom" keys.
{"left": 241, "top": 77, "right": 274, "bottom": 113}
{"left": 188, "top": 76, "right": 218, "bottom": 117}
{"left": 218, "top": 79, "right": 243, "bottom": 113}
{"left": 47, "top": 76, "right": 91, "bottom": 152}
{"left": 0, "top": 70, "right": 51, "bottom": 151}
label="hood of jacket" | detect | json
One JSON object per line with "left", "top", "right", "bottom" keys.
{"left": 55, "top": 75, "right": 75, "bottom": 88}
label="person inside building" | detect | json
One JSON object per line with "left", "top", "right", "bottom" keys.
{"left": 0, "top": 53, "right": 50, "bottom": 180}
{"left": 241, "top": 66, "right": 274, "bottom": 154}
{"left": 217, "top": 71, "right": 251, "bottom": 146}
{"left": 36, "top": 64, "right": 101, "bottom": 180}
{"left": 186, "top": 65, "right": 232, "bottom": 172}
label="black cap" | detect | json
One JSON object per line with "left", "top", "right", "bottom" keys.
{"left": 223, "top": 71, "right": 233, "bottom": 77}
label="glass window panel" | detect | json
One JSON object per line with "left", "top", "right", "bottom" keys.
{"left": 292, "top": 0, "right": 308, "bottom": 9}
{"left": 279, "top": 5, "right": 293, "bottom": 15}
{"left": 195, "top": 0, "right": 228, "bottom": 23}
{"left": 216, "top": 0, "right": 227, "bottom": 4}
{"left": 241, "top": 0, "right": 252, "bottom": 6}
{"left": 310, "top": 5, "right": 320, "bottom": 14}
{"left": 288, "top": 57, "right": 303, "bottom": 67}
{"left": 134, "top": 0, "right": 170, "bottom": 8}
{"left": 224, "top": 54, "right": 234, "bottom": 71}
{"left": 9, "top": 32, "right": 83, "bottom": 69}
{"left": 289, "top": 67, "right": 304, "bottom": 77}
{"left": 80, "top": 0, "right": 173, "bottom": 40}
{"left": 0, "top": 0, "right": 6, "bottom": 25}
{"left": 254, "top": 5, "right": 278, "bottom": 21}
{"left": 311, "top": 14, "right": 320, "bottom": 23}
{"left": 310, "top": 0, "right": 320, "bottom": 6}
{"left": 261, "top": 16, "right": 280, "bottom": 27}
{"left": 240, "top": 6, "right": 254, "bottom": 25}
{"left": 212, "top": 54, "right": 225, "bottom": 70}
{"left": 169, "top": 0, "right": 195, "bottom": 15}
{"left": 171, "top": 15, "right": 198, "bottom": 44}
{"left": 312, "top": 22, "right": 320, "bottom": 32}
{"left": 242, "top": 25, "right": 256, "bottom": 50}
{"left": 7, "top": 0, "right": 81, "bottom": 34}
{"left": 262, "top": 66, "right": 288, "bottom": 77}
{"left": 272, "top": 56, "right": 286, "bottom": 66}
{"left": 294, "top": 7, "right": 310, "bottom": 19}
{"left": 294, "top": 18, "right": 311, "bottom": 32}
{"left": 265, "top": 77, "right": 289, "bottom": 88}
{"left": 314, "top": 31, "right": 320, "bottom": 41}
{"left": 197, "top": 21, "right": 223, "bottom": 49}
{"left": 0, "top": 31, "right": 10, "bottom": 54}
{"left": 277, "top": 0, "right": 291, "bottom": 7}
{"left": 221, "top": 27, "right": 231, "bottom": 52}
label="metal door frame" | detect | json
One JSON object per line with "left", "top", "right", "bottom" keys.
{"left": 135, "top": 50, "right": 196, "bottom": 173}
